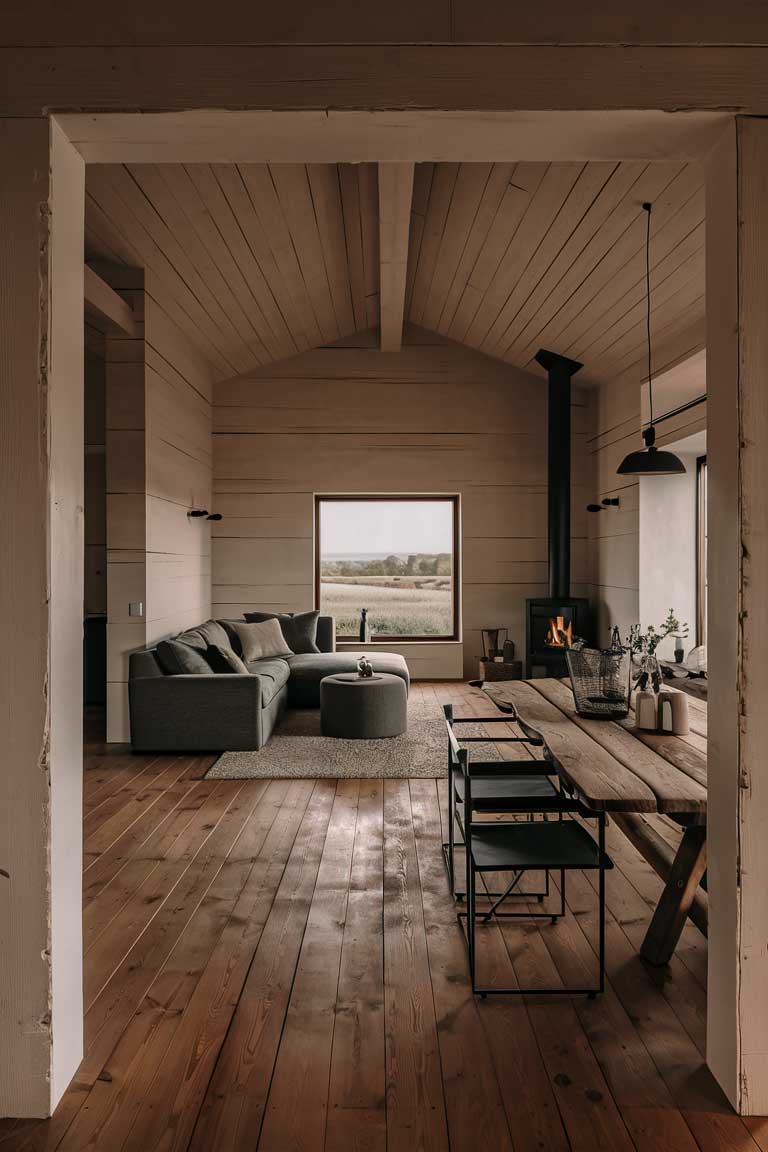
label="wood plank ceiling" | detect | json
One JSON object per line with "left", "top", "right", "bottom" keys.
{"left": 85, "top": 160, "right": 704, "bottom": 386}
{"left": 86, "top": 163, "right": 381, "bottom": 379}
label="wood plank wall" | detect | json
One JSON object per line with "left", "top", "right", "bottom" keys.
{"left": 104, "top": 268, "right": 217, "bottom": 740}
{"left": 212, "top": 326, "right": 591, "bottom": 678}
{"left": 588, "top": 375, "right": 641, "bottom": 644}
{"left": 84, "top": 330, "right": 106, "bottom": 617}
{"left": 105, "top": 267, "right": 147, "bottom": 741}
{"left": 588, "top": 325, "right": 705, "bottom": 644}
{"left": 144, "top": 272, "right": 215, "bottom": 647}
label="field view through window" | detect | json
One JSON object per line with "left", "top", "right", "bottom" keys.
{"left": 317, "top": 498, "right": 457, "bottom": 638}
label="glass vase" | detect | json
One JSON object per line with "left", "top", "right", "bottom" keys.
{"left": 635, "top": 653, "right": 662, "bottom": 694}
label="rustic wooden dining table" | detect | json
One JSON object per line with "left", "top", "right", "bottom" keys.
{"left": 475, "top": 676, "right": 708, "bottom": 966}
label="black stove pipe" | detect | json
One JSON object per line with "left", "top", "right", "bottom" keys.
{"left": 534, "top": 348, "right": 583, "bottom": 601}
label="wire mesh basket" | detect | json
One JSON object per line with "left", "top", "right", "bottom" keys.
{"left": 565, "top": 627, "right": 631, "bottom": 720}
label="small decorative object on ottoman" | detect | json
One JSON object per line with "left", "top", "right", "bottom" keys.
{"left": 320, "top": 672, "right": 407, "bottom": 739}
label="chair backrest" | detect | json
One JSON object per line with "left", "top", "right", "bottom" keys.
{"left": 443, "top": 705, "right": 586, "bottom": 832}
{"left": 444, "top": 704, "right": 460, "bottom": 752}
{"left": 443, "top": 708, "right": 470, "bottom": 793}
{"left": 443, "top": 703, "right": 552, "bottom": 782}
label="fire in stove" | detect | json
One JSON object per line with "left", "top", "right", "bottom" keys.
{"left": 546, "top": 615, "right": 573, "bottom": 648}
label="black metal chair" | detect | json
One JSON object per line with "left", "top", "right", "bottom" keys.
{"left": 442, "top": 702, "right": 561, "bottom": 903}
{"left": 447, "top": 715, "right": 612, "bottom": 998}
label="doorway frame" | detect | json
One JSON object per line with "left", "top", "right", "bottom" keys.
{"left": 0, "top": 100, "right": 754, "bottom": 1117}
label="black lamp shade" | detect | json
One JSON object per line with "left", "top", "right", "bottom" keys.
{"left": 615, "top": 203, "right": 687, "bottom": 480}
{"left": 617, "top": 444, "right": 686, "bottom": 476}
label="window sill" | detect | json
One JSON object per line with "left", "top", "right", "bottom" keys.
{"left": 336, "top": 639, "right": 463, "bottom": 646}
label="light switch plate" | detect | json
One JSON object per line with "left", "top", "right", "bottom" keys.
{"left": 129, "top": 601, "right": 144, "bottom": 618}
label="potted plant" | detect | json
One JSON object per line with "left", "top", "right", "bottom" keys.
{"left": 670, "top": 612, "right": 691, "bottom": 663}
{"left": 629, "top": 609, "right": 689, "bottom": 686}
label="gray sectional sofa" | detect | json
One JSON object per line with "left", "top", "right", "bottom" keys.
{"left": 128, "top": 615, "right": 410, "bottom": 752}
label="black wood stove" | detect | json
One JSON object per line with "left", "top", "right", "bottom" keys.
{"left": 525, "top": 349, "right": 591, "bottom": 677}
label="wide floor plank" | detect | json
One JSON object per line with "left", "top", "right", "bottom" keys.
{"left": 5, "top": 683, "right": 759, "bottom": 1152}
{"left": 188, "top": 780, "right": 336, "bottom": 1151}
{"left": 258, "top": 780, "right": 359, "bottom": 1151}
{"left": 383, "top": 778, "right": 450, "bottom": 1151}
{"left": 325, "top": 779, "right": 387, "bottom": 1152}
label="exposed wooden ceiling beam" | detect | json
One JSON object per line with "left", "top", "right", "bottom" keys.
{"left": 378, "top": 162, "right": 414, "bottom": 353}
{"left": 57, "top": 110, "right": 728, "bottom": 165}
{"left": 84, "top": 263, "right": 137, "bottom": 337}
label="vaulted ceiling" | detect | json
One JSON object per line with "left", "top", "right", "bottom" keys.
{"left": 86, "top": 163, "right": 378, "bottom": 378}
{"left": 407, "top": 160, "right": 704, "bottom": 386}
{"left": 85, "top": 159, "right": 704, "bottom": 387}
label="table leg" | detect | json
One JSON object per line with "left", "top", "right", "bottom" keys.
{"left": 640, "top": 825, "right": 707, "bottom": 966}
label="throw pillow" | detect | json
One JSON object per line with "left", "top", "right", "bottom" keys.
{"left": 230, "top": 618, "right": 294, "bottom": 662}
{"left": 155, "top": 638, "right": 212, "bottom": 676}
{"left": 196, "top": 619, "right": 233, "bottom": 650}
{"left": 243, "top": 609, "right": 321, "bottom": 654}
{"left": 175, "top": 627, "right": 208, "bottom": 652}
{"left": 220, "top": 620, "right": 244, "bottom": 655}
{"left": 205, "top": 644, "right": 249, "bottom": 674}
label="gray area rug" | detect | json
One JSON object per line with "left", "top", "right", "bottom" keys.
{"left": 206, "top": 696, "right": 499, "bottom": 780}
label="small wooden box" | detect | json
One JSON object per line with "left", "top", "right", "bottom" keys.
{"left": 478, "top": 658, "right": 523, "bottom": 682}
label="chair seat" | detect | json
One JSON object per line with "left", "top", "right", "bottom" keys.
{"left": 453, "top": 774, "right": 559, "bottom": 811}
{"left": 468, "top": 819, "right": 613, "bottom": 873}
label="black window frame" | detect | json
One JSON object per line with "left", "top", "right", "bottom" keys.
{"left": 314, "top": 494, "right": 461, "bottom": 643}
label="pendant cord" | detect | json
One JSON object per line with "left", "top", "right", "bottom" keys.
{"left": 643, "top": 202, "right": 654, "bottom": 428}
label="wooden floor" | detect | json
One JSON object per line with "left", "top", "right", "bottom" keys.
{"left": 3, "top": 682, "right": 764, "bottom": 1152}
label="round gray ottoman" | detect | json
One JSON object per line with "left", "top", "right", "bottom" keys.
{"left": 320, "top": 673, "right": 408, "bottom": 739}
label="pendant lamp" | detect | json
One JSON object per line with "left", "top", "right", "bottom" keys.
{"left": 617, "top": 203, "right": 686, "bottom": 477}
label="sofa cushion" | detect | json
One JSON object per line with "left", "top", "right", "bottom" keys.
{"left": 175, "top": 627, "right": 208, "bottom": 652}
{"left": 230, "top": 618, "right": 293, "bottom": 662}
{"left": 246, "top": 657, "right": 291, "bottom": 706}
{"left": 205, "top": 644, "right": 249, "bottom": 674}
{"left": 243, "top": 610, "right": 321, "bottom": 654}
{"left": 220, "top": 616, "right": 336, "bottom": 655}
{"left": 315, "top": 615, "right": 336, "bottom": 654}
{"left": 219, "top": 619, "right": 244, "bottom": 655}
{"left": 130, "top": 649, "right": 164, "bottom": 679}
{"left": 174, "top": 619, "right": 232, "bottom": 653}
{"left": 155, "top": 638, "right": 212, "bottom": 676}
{"left": 287, "top": 651, "right": 410, "bottom": 707}
{"left": 196, "top": 619, "right": 233, "bottom": 650}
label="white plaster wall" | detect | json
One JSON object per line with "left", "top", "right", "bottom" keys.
{"left": 638, "top": 450, "right": 699, "bottom": 659}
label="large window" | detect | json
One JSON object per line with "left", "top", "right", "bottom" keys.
{"left": 315, "top": 496, "right": 459, "bottom": 641}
